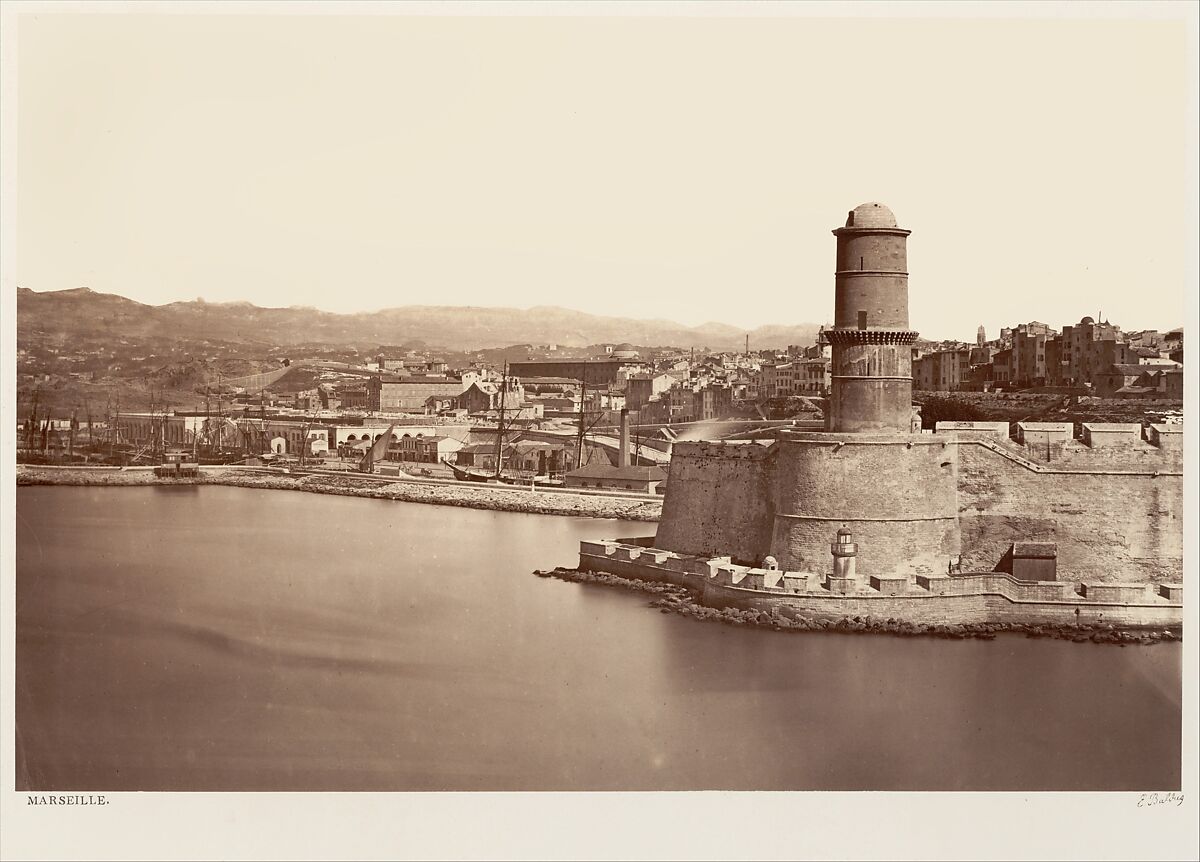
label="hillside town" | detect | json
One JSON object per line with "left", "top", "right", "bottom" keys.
{"left": 16, "top": 309, "right": 1184, "bottom": 492}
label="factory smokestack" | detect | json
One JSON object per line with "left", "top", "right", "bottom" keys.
{"left": 619, "top": 408, "right": 630, "bottom": 468}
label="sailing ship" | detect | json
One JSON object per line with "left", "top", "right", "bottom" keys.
{"left": 444, "top": 363, "right": 565, "bottom": 488}
{"left": 443, "top": 460, "right": 495, "bottom": 483}
{"left": 358, "top": 422, "right": 398, "bottom": 473}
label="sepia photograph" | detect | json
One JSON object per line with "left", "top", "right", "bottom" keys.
{"left": 1, "top": 1, "right": 1197, "bottom": 860}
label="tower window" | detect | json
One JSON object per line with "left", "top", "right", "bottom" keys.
{"left": 857, "top": 311, "right": 867, "bottom": 330}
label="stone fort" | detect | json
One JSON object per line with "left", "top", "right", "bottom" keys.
{"left": 652, "top": 203, "right": 1183, "bottom": 588}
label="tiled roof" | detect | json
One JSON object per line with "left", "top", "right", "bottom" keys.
{"left": 1105, "top": 364, "right": 1148, "bottom": 376}
{"left": 567, "top": 464, "right": 667, "bottom": 481}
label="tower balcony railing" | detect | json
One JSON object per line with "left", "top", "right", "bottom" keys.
{"left": 824, "top": 329, "right": 919, "bottom": 345}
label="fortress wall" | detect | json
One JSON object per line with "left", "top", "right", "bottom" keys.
{"left": 1009, "top": 440, "right": 1184, "bottom": 472}
{"left": 577, "top": 543, "right": 1183, "bottom": 629}
{"left": 699, "top": 581, "right": 1181, "bottom": 629}
{"left": 956, "top": 441, "right": 1183, "bottom": 583}
{"left": 917, "top": 574, "right": 1077, "bottom": 601}
{"left": 770, "top": 434, "right": 960, "bottom": 576}
{"left": 653, "top": 442, "right": 776, "bottom": 565}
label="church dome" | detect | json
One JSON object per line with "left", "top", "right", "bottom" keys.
{"left": 845, "top": 202, "right": 897, "bottom": 228}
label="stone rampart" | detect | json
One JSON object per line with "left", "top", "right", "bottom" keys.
{"left": 650, "top": 423, "right": 1181, "bottom": 587}
{"left": 769, "top": 431, "right": 959, "bottom": 576}
{"left": 700, "top": 581, "right": 1182, "bottom": 629}
{"left": 934, "top": 421, "right": 1009, "bottom": 438}
{"left": 653, "top": 441, "right": 776, "bottom": 564}
{"left": 578, "top": 541, "right": 1182, "bottom": 629}
{"left": 955, "top": 438, "right": 1182, "bottom": 583}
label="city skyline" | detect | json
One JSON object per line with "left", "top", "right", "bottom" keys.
{"left": 14, "top": 12, "right": 1192, "bottom": 338}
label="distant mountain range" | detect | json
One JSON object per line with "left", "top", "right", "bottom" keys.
{"left": 17, "top": 287, "right": 822, "bottom": 352}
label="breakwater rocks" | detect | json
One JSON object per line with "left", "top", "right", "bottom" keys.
{"left": 216, "top": 473, "right": 661, "bottom": 520}
{"left": 534, "top": 567, "right": 1182, "bottom": 645}
{"left": 16, "top": 467, "right": 192, "bottom": 487}
{"left": 16, "top": 466, "right": 663, "bottom": 522}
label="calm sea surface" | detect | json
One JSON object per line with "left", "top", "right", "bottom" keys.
{"left": 16, "top": 485, "right": 1181, "bottom": 791}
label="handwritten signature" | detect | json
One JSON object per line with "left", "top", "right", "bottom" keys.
{"left": 1137, "top": 792, "right": 1184, "bottom": 808}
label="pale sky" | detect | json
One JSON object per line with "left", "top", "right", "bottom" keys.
{"left": 14, "top": 6, "right": 1194, "bottom": 340}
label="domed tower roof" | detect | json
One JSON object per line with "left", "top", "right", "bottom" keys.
{"left": 845, "top": 202, "right": 897, "bottom": 228}
{"left": 1080, "top": 316, "right": 1095, "bottom": 325}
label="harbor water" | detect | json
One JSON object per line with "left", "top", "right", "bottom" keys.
{"left": 15, "top": 485, "right": 1182, "bottom": 791}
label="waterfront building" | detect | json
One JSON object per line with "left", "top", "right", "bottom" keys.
{"left": 387, "top": 433, "right": 464, "bottom": 463}
{"left": 111, "top": 413, "right": 194, "bottom": 447}
{"left": 367, "top": 375, "right": 464, "bottom": 413}
{"left": 564, "top": 463, "right": 667, "bottom": 494}
{"left": 455, "top": 379, "right": 524, "bottom": 414}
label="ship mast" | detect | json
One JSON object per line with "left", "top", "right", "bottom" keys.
{"left": 215, "top": 373, "right": 223, "bottom": 452}
{"left": 114, "top": 394, "right": 121, "bottom": 460}
{"left": 259, "top": 380, "right": 267, "bottom": 456}
{"left": 493, "top": 362, "right": 508, "bottom": 479}
{"left": 27, "top": 388, "right": 40, "bottom": 452}
{"left": 575, "top": 368, "right": 588, "bottom": 471}
{"left": 84, "top": 399, "right": 94, "bottom": 461}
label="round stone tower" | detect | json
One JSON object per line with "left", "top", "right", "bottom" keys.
{"left": 826, "top": 202, "right": 918, "bottom": 433}
{"left": 766, "top": 202, "right": 960, "bottom": 577}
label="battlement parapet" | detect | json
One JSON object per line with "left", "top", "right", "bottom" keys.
{"left": 1080, "top": 583, "right": 1156, "bottom": 603}
{"left": 957, "top": 436, "right": 1181, "bottom": 476}
{"left": 1081, "top": 423, "right": 1143, "bottom": 448}
{"left": 1016, "top": 422, "right": 1073, "bottom": 447}
{"left": 580, "top": 540, "right": 617, "bottom": 558}
{"left": 578, "top": 540, "right": 1183, "bottom": 629}
{"left": 916, "top": 573, "right": 1076, "bottom": 601}
{"left": 1158, "top": 584, "right": 1183, "bottom": 602}
{"left": 934, "top": 421, "right": 1009, "bottom": 438}
{"left": 869, "top": 575, "right": 909, "bottom": 594}
{"left": 777, "top": 430, "right": 949, "bottom": 447}
{"left": 669, "top": 440, "right": 776, "bottom": 461}
{"left": 1148, "top": 424, "right": 1183, "bottom": 449}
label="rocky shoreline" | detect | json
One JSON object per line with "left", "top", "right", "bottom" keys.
{"left": 15, "top": 466, "right": 663, "bottom": 522}
{"left": 534, "top": 567, "right": 1183, "bottom": 645}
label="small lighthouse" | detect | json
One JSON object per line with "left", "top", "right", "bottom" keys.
{"left": 828, "top": 527, "right": 859, "bottom": 592}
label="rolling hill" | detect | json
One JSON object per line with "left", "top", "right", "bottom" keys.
{"left": 17, "top": 287, "right": 820, "bottom": 352}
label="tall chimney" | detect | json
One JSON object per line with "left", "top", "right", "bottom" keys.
{"left": 619, "top": 408, "right": 630, "bottom": 468}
